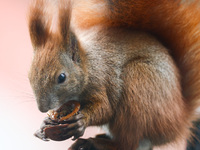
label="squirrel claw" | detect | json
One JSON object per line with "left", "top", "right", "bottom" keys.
{"left": 34, "top": 129, "right": 49, "bottom": 141}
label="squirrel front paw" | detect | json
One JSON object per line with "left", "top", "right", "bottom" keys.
{"left": 60, "top": 113, "right": 86, "bottom": 141}
{"left": 69, "top": 138, "right": 95, "bottom": 150}
{"left": 34, "top": 117, "right": 59, "bottom": 141}
{"left": 34, "top": 113, "right": 86, "bottom": 141}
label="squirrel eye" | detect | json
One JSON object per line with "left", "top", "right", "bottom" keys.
{"left": 58, "top": 73, "right": 66, "bottom": 84}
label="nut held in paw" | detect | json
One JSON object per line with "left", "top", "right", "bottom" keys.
{"left": 34, "top": 100, "right": 81, "bottom": 141}
{"left": 47, "top": 100, "right": 80, "bottom": 122}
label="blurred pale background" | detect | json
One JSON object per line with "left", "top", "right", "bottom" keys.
{"left": 0, "top": 0, "right": 186, "bottom": 150}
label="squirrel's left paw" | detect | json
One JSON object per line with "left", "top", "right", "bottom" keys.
{"left": 61, "top": 113, "right": 86, "bottom": 141}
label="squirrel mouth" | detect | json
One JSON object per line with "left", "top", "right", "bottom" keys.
{"left": 47, "top": 100, "right": 80, "bottom": 122}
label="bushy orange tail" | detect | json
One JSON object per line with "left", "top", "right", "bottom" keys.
{"left": 74, "top": 0, "right": 200, "bottom": 119}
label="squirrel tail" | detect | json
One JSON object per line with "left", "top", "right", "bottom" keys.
{"left": 74, "top": 0, "right": 200, "bottom": 120}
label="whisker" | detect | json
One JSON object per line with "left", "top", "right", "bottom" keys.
{"left": 15, "top": 100, "right": 35, "bottom": 106}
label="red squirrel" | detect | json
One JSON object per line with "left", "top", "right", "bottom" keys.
{"left": 28, "top": 0, "right": 200, "bottom": 150}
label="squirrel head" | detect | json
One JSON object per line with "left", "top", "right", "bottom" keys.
{"left": 28, "top": 0, "right": 87, "bottom": 112}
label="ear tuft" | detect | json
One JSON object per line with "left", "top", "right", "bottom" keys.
{"left": 58, "top": 0, "right": 72, "bottom": 44}
{"left": 28, "top": 0, "right": 52, "bottom": 48}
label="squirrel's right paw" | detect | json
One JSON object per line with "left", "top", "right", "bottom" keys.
{"left": 34, "top": 117, "right": 66, "bottom": 141}
{"left": 34, "top": 117, "right": 57, "bottom": 141}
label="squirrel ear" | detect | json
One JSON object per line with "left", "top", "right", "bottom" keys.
{"left": 58, "top": 1, "right": 81, "bottom": 63}
{"left": 28, "top": 0, "right": 51, "bottom": 48}
{"left": 58, "top": 0, "right": 72, "bottom": 44}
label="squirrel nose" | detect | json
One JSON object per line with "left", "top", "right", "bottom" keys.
{"left": 37, "top": 103, "right": 49, "bottom": 113}
{"left": 35, "top": 96, "right": 51, "bottom": 112}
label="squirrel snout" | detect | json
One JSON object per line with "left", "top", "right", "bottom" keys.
{"left": 37, "top": 104, "right": 49, "bottom": 113}
{"left": 36, "top": 99, "right": 51, "bottom": 113}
